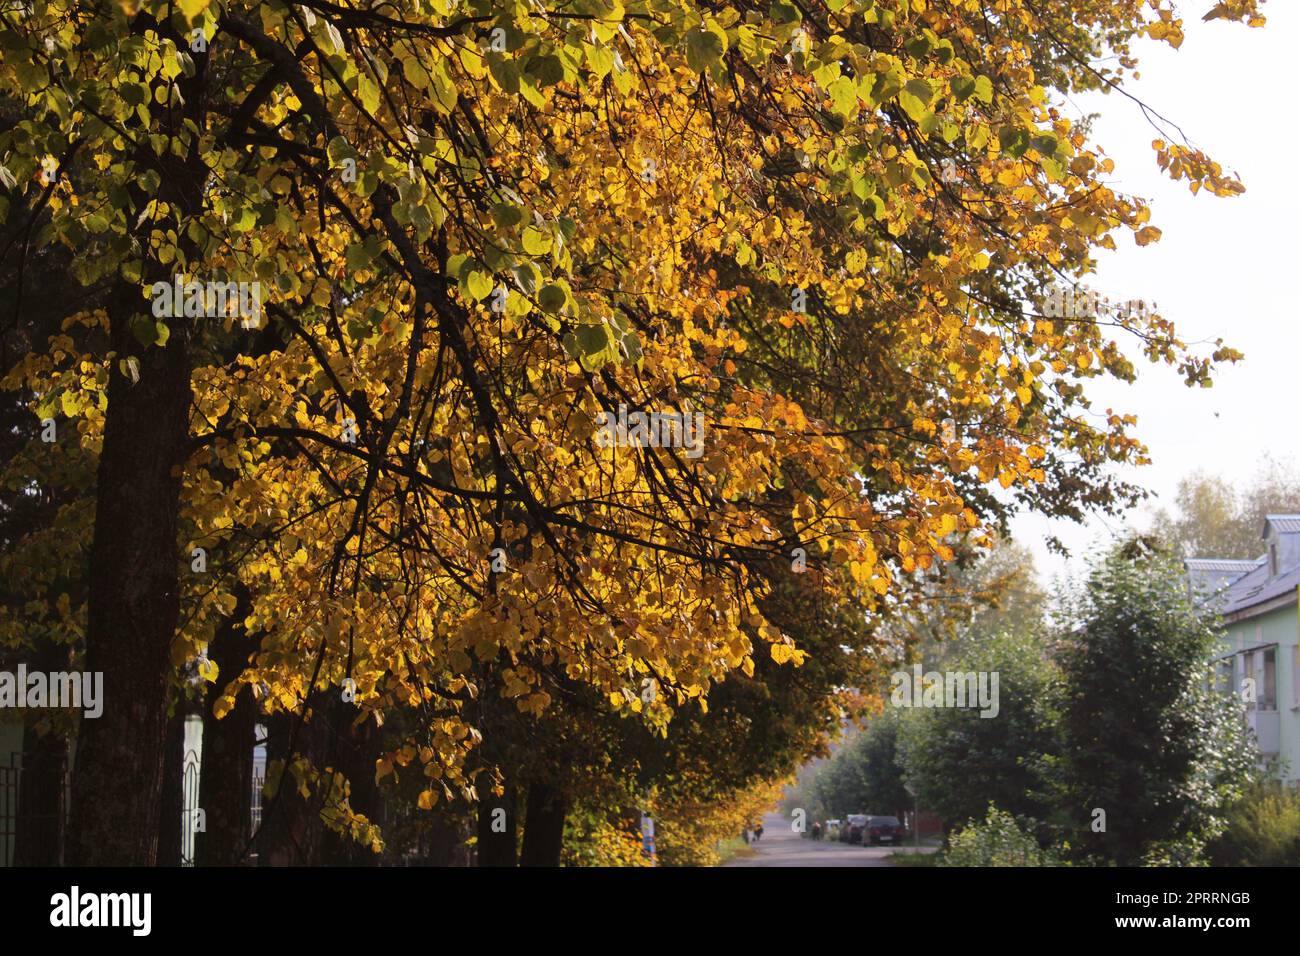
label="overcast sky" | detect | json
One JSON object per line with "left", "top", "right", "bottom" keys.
{"left": 1007, "top": 4, "right": 1299, "bottom": 590}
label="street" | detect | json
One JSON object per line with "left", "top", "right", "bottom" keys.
{"left": 722, "top": 813, "right": 936, "bottom": 867}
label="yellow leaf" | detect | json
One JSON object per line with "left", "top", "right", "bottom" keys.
{"left": 178, "top": 0, "right": 210, "bottom": 22}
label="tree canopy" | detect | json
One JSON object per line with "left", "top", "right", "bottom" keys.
{"left": 0, "top": 0, "right": 1265, "bottom": 864}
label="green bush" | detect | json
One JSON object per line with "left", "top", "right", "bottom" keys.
{"left": 1206, "top": 784, "right": 1300, "bottom": 866}
{"left": 941, "top": 805, "right": 1059, "bottom": 867}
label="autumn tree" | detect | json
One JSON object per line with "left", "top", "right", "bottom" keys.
{"left": 0, "top": 0, "right": 1265, "bottom": 864}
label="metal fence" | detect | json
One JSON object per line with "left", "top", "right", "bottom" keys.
{"left": 180, "top": 748, "right": 201, "bottom": 866}
{"left": 0, "top": 750, "right": 70, "bottom": 866}
{"left": 179, "top": 751, "right": 264, "bottom": 866}
{"left": 2, "top": 747, "right": 262, "bottom": 867}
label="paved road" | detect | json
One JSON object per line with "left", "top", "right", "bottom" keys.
{"left": 723, "top": 812, "right": 935, "bottom": 867}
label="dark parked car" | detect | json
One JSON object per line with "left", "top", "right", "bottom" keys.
{"left": 865, "top": 815, "right": 905, "bottom": 846}
{"left": 841, "top": 813, "right": 868, "bottom": 844}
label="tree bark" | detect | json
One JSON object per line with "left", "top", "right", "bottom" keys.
{"left": 520, "top": 782, "right": 568, "bottom": 867}
{"left": 421, "top": 811, "right": 472, "bottom": 866}
{"left": 156, "top": 704, "right": 187, "bottom": 866}
{"left": 13, "top": 640, "right": 72, "bottom": 866}
{"left": 196, "top": 600, "right": 256, "bottom": 866}
{"left": 256, "top": 702, "right": 334, "bottom": 866}
{"left": 476, "top": 783, "right": 518, "bottom": 866}
{"left": 61, "top": 7, "right": 209, "bottom": 867}
{"left": 64, "top": 280, "right": 193, "bottom": 866}
{"left": 322, "top": 704, "right": 384, "bottom": 866}
{"left": 13, "top": 720, "right": 68, "bottom": 866}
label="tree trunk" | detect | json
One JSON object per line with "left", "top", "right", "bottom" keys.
{"left": 196, "top": 600, "right": 256, "bottom": 866}
{"left": 13, "top": 719, "right": 68, "bottom": 866}
{"left": 13, "top": 640, "right": 72, "bottom": 866}
{"left": 322, "top": 704, "right": 383, "bottom": 866}
{"left": 520, "top": 782, "right": 568, "bottom": 867}
{"left": 256, "top": 702, "right": 333, "bottom": 866}
{"left": 156, "top": 704, "right": 187, "bottom": 866}
{"left": 64, "top": 280, "right": 193, "bottom": 866}
{"left": 422, "top": 811, "right": 472, "bottom": 866}
{"left": 476, "top": 783, "right": 518, "bottom": 866}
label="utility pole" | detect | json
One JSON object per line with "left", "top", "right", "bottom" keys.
{"left": 905, "top": 781, "right": 918, "bottom": 850}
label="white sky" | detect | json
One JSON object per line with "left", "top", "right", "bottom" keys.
{"left": 1007, "top": 4, "right": 1300, "bottom": 590}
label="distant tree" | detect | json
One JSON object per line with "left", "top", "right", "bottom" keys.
{"left": 852, "top": 714, "right": 912, "bottom": 819}
{"left": 1150, "top": 458, "right": 1300, "bottom": 559}
{"left": 897, "top": 628, "right": 1062, "bottom": 832}
{"left": 1240, "top": 459, "right": 1300, "bottom": 545}
{"left": 810, "top": 711, "right": 910, "bottom": 820}
{"left": 883, "top": 535, "right": 1048, "bottom": 669}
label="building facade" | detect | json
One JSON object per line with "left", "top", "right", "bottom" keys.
{"left": 1186, "top": 515, "right": 1300, "bottom": 784}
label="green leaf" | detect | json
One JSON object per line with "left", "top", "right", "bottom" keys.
{"left": 490, "top": 202, "right": 524, "bottom": 229}
{"left": 512, "top": 261, "right": 540, "bottom": 296}
{"left": 178, "top": 0, "right": 209, "bottom": 23}
{"left": 575, "top": 322, "right": 610, "bottom": 357}
{"left": 538, "top": 282, "right": 568, "bottom": 313}
{"left": 446, "top": 253, "right": 469, "bottom": 281}
{"left": 950, "top": 75, "right": 976, "bottom": 101}
{"left": 402, "top": 56, "right": 430, "bottom": 90}
{"left": 998, "top": 126, "right": 1030, "bottom": 158}
{"left": 518, "top": 73, "right": 546, "bottom": 108}
{"left": 346, "top": 241, "right": 374, "bottom": 273}
{"left": 685, "top": 27, "right": 725, "bottom": 73}
{"left": 904, "top": 35, "right": 933, "bottom": 58}
{"left": 869, "top": 71, "right": 903, "bottom": 106}
{"left": 489, "top": 56, "right": 521, "bottom": 95}
{"left": 619, "top": 330, "right": 642, "bottom": 362}
{"left": 770, "top": 1, "right": 802, "bottom": 24}
{"left": 1031, "top": 132, "right": 1060, "bottom": 157}
{"left": 463, "top": 269, "right": 493, "bottom": 302}
{"left": 899, "top": 79, "right": 932, "bottom": 121}
{"left": 827, "top": 75, "right": 857, "bottom": 117}
{"left": 586, "top": 43, "right": 615, "bottom": 79}
{"left": 521, "top": 225, "right": 552, "bottom": 257}
{"left": 427, "top": 59, "right": 459, "bottom": 113}
{"left": 526, "top": 54, "right": 565, "bottom": 88}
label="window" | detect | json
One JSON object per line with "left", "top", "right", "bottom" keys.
{"left": 1264, "top": 648, "right": 1277, "bottom": 710}
{"left": 1245, "top": 647, "right": 1278, "bottom": 711}
{"left": 1292, "top": 647, "right": 1300, "bottom": 709}
{"left": 1270, "top": 544, "right": 1280, "bottom": 577}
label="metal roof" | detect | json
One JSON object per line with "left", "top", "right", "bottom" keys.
{"left": 1222, "top": 563, "right": 1300, "bottom": 616}
{"left": 1188, "top": 517, "right": 1300, "bottom": 618}
{"left": 1265, "top": 515, "right": 1300, "bottom": 534}
{"left": 1185, "top": 558, "right": 1260, "bottom": 573}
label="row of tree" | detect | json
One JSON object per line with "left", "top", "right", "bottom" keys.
{"left": 0, "top": 0, "right": 1265, "bottom": 864}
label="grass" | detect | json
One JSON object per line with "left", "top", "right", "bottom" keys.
{"left": 715, "top": 837, "right": 759, "bottom": 864}
{"left": 886, "top": 848, "right": 940, "bottom": 866}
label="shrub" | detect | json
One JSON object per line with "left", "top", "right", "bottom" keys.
{"left": 942, "top": 805, "right": 1059, "bottom": 867}
{"left": 1206, "top": 784, "right": 1300, "bottom": 866}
